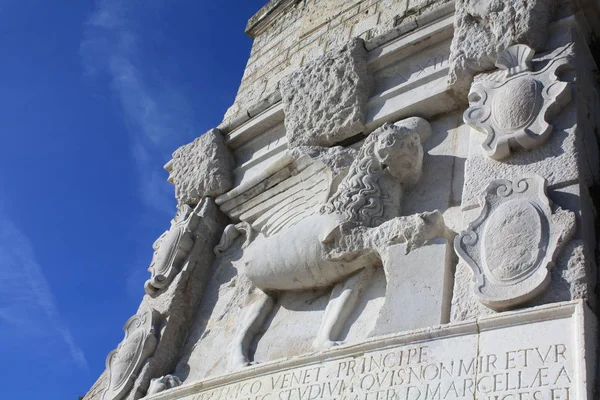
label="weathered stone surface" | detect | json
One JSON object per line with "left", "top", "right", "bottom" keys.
{"left": 324, "top": 211, "right": 448, "bottom": 259}
{"left": 450, "top": 261, "right": 494, "bottom": 322}
{"left": 165, "top": 129, "right": 234, "bottom": 206}
{"left": 561, "top": 241, "right": 589, "bottom": 300}
{"left": 124, "top": 199, "right": 226, "bottom": 400}
{"left": 451, "top": 239, "right": 591, "bottom": 322}
{"left": 289, "top": 146, "right": 358, "bottom": 177}
{"left": 371, "top": 238, "right": 452, "bottom": 335}
{"left": 226, "top": 0, "right": 438, "bottom": 124}
{"left": 452, "top": 180, "right": 594, "bottom": 323}
{"left": 401, "top": 112, "right": 469, "bottom": 230}
{"left": 179, "top": 115, "right": 461, "bottom": 379}
{"left": 449, "top": 0, "right": 556, "bottom": 96}
{"left": 173, "top": 261, "right": 255, "bottom": 382}
{"left": 86, "top": 3, "right": 600, "bottom": 399}
{"left": 280, "top": 38, "right": 371, "bottom": 148}
{"left": 455, "top": 175, "right": 576, "bottom": 310}
{"left": 253, "top": 269, "right": 387, "bottom": 363}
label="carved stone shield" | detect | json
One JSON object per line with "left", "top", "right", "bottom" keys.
{"left": 464, "top": 44, "right": 573, "bottom": 160}
{"left": 454, "top": 175, "right": 575, "bottom": 310}
{"left": 103, "top": 310, "right": 160, "bottom": 400}
{"left": 144, "top": 204, "right": 197, "bottom": 295}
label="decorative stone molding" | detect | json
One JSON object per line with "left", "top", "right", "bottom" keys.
{"left": 463, "top": 43, "right": 573, "bottom": 160}
{"left": 103, "top": 310, "right": 160, "bottom": 400}
{"left": 454, "top": 175, "right": 576, "bottom": 310}
{"left": 165, "top": 128, "right": 234, "bottom": 206}
{"left": 280, "top": 38, "right": 371, "bottom": 148}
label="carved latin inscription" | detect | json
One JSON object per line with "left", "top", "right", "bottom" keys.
{"left": 103, "top": 310, "right": 160, "bottom": 400}
{"left": 454, "top": 175, "right": 576, "bottom": 310}
{"left": 189, "top": 344, "right": 572, "bottom": 400}
{"left": 172, "top": 305, "right": 579, "bottom": 400}
{"left": 464, "top": 44, "right": 573, "bottom": 160}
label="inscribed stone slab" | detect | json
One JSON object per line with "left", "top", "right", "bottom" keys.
{"left": 147, "top": 301, "right": 592, "bottom": 400}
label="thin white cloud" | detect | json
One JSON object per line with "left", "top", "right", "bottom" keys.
{"left": 0, "top": 212, "right": 88, "bottom": 370}
{"left": 81, "top": 0, "right": 196, "bottom": 214}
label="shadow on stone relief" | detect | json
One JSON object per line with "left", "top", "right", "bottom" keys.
{"left": 464, "top": 44, "right": 573, "bottom": 160}
{"left": 448, "top": 34, "right": 598, "bottom": 324}
{"left": 168, "top": 115, "right": 472, "bottom": 385}
{"left": 454, "top": 175, "right": 576, "bottom": 310}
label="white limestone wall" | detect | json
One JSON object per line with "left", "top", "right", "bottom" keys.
{"left": 86, "top": 1, "right": 600, "bottom": 399}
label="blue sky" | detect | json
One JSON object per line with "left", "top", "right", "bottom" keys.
{"left": 0, "top": 1, "right": 266, "bottom": 398}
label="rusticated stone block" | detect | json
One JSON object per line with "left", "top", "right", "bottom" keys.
{"left": 280, "top": 38, "right": 371, "bottom": 148}
{"left": 166, "top": 128, "right": 234, "bottom": 206}
{"left": 449, "top": 0, "right": 556, "bottom": 96}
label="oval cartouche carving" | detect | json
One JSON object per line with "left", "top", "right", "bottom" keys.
{"left": 492, "top": 78, "right": 538, "bottom": 131}
{"left": 455, "top": 175, "right": 576, "bottom": 310}
{"left": 482, "top": 200, "right": 543, "bottom": 282}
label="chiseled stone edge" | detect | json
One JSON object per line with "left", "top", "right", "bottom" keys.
{"left": 222, "top": 2, "right": 455, "bottom": 137}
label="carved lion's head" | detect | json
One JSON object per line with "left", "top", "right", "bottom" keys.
{"left": 372, "top": 117, "right": 430, "bottom": 187}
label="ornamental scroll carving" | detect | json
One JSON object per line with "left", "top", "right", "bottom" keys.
{"left": 463, "top": 44, "right": 573, "bottom": 160}
{"left": 454, "top": 175, "right": 575, "bottom": 310}
{"left": 103, "top": 310, "right": 160, "bottom": 400}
